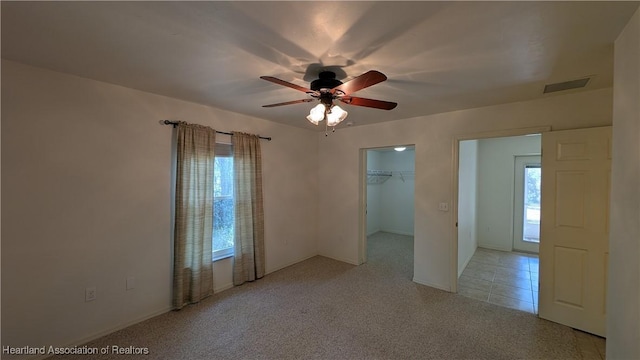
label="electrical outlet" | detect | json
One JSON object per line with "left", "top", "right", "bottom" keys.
{"left": 85, "top": 287, "right": 97, "bottom": 302}
{"left": 438, "top": 202, "right": 449, "bottom": 212}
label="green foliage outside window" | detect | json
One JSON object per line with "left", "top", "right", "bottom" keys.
{"left": 525, "top": 166, "right": 541, "bottom": 206}
{"left": 213, "top": 156, "right": 234, "bottom": 253}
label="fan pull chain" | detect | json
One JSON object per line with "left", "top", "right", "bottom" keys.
{"left": 322, "top": 121, "right": 338, "bottom": 137}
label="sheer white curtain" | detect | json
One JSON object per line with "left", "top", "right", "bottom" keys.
{"left": 232, "top": 132, "right": 265, "bottom": 285}
{"left": 173, "top": 122, "right": 215, "bottom": 309}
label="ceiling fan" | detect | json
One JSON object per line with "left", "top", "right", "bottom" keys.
{"left": 260, "top": 70, "right": 397, "bottom": 130}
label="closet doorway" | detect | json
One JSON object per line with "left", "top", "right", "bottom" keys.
{"left": 359, "top": 146, "right": 416, "bottom": 280}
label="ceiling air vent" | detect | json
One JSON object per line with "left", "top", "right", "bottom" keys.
{"left": 543, "top": 77, "right": 591, "bottom": 94}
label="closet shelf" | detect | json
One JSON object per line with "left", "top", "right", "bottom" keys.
{"left": 367, "top": 170, "right": 415, "bottom": 184}
{"left": 394, "top": 170, "right": 415, "bottom": 182}
{"left": 367, "top": 170, "right": 392, "bottom": 184}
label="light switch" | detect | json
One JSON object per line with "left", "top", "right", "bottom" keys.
{"left": 438, "top": 202, "right": 449, "bottom": 212}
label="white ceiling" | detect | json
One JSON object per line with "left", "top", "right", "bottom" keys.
{"left": 2, "top": 1, "right": 638, "bottom": 131}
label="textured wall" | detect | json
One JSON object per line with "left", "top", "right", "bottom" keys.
{"left": 1, "top": 60, "right": 319, "bottom": 351}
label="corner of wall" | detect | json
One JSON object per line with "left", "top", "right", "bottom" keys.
{"left": 608, "top": 6, "right": 640, "bottom": 359}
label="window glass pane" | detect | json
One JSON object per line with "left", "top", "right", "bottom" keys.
{"left": 213, "top": 155, "right": 234, "bottom": 255}
{"left": 523, "top": 165, "right": 541, "bottom": 243}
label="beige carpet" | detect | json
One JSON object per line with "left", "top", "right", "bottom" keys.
{"left": 50, "top": 232, "right": 583, "bottom": 359}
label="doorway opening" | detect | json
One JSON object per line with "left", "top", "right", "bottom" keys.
{"left": 359, "top": 145, "right": 416, "bottom": 280}
{"left": 455, "top": 133, "right": 542, "bottom": 314}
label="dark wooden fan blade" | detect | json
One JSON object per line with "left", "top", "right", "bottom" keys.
{"left": 331, "top": 70, "right": 388, "bottom": 95}
{"left": 262, "top": 99, "right": 314, "bottom": 108}
{"left": 260, "top": 76, "right": 312, "bottom": 93}
{"left": 340, "top": 96, "right": 397, "bottom": 110}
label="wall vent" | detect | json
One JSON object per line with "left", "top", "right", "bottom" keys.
{"left": 543, "top": 77, "right": 591, "bottom": 94}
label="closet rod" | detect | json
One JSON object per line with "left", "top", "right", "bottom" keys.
{"left": 161, "top": 120, "right": 271, "bottom": 141}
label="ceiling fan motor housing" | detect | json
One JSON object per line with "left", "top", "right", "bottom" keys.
{"left": 310, "top": 71, "right": 343, "bottom": 91}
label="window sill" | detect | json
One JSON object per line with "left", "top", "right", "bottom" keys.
{"left": 213, "top": 253, "right": 233, "bottom": 262}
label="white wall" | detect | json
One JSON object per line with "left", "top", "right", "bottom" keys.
{"left": 1, "top": 60, "right": 319, "bottom": 352}
{"left": 379, "top": 150, "right": 415, "bottom": 236}
{"left": 366, "top": 151, "right": 382, "bottom": 236}
{"left": 476, "top": 135, "right": 541, "bottom": 251}
{"left": 457, "top": 140, "right": 478, "bottom": 277}
{"left": 316, "top": 88, "right": 613, "bottom": 289}
{"left": 608, "top": 7, "right": 640, "bottom": 359}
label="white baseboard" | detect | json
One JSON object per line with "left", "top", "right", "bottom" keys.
{"left": 366, "top": 228, "right": 381, "bottom": 236}
{"left": 214, "top": 253, "right": 320, "bottom": 294}
{"left": 412, "top": 276, "right": 452, "bottom": 292}
{"left": 458, "top": 252, "right": 474, "bottom": 278}
{"left": 214, "top": 282, "right": 234, "bottom": 293}
{"left": 379, "top": 229, "right": 414, "bottom": 236}
{"left": 23, "top": 306, "right": 173, "bottom": 360}
{"left": 317, "top": 253, "right": 359, "bottom": 266}
{"left": 266, "top": 253, "right": 320, "bottom": 274}
{"left": 478, "top": 243, "right": 512, "bottom": 252}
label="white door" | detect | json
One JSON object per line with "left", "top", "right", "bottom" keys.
{"left": 539, "top": 126, "right": 611, "bottom": 337}
{"left": 513, "top": 156, "right": 541, "bottom": 253}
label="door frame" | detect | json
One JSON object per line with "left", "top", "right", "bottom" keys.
{"left": 358, "top": 148, "right": 368, "bottom": 265}
{"left": 451, "top": 126, "right": 551, "bottom": 293}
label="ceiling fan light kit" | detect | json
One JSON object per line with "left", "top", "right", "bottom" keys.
{"left": 326, "top": 105, "right": 348, "bottom": 126}
{"left": 260, "top": 70, "right": 397, "bottom": 134}
{"left": 306, "top": 103, "right": 326, "bottom": 125}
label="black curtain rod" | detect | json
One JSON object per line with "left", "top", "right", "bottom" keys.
{"left": 161, "top": 120, "right": 271, "bottom": 141}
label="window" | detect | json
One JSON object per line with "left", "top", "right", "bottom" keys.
{"left": 213, "top": 143, "right": 234, "bottom": 260}
{"left": 522, "top": 164, "right": 541, "bottom": 243}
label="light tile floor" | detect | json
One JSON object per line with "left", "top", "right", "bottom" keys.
{"left": 459, "top": 247, "right": 539, "bottom": 313}
{"left": 575, "top": 329, "right": 607, "bottom": 360}
{"left": 458, "top": 247, "right": 606, "bottom": 359}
